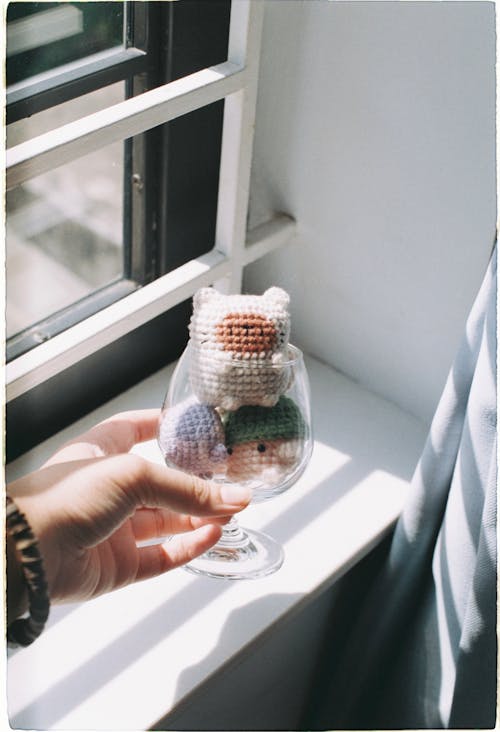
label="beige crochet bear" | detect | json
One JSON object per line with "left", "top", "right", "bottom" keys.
{"left": 188, "top": 287, "right": 292, "bottom": 411}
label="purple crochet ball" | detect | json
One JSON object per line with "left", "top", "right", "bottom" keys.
{"left": 158, "top": 399, "right": 227, "bottom": 479}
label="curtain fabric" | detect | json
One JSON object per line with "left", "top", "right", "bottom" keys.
{"left": 308, "top": 248, "right": 497, "bottom": 729}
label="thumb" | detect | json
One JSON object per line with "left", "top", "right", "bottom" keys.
{"left": 104, "top": 454, "right": 252, "bottom": 517}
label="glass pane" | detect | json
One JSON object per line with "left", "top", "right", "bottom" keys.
{"left": 6, "top": 1, "right": 124, "bottom": 87}
{"left": 6, "top": 84, "right": 125, "bottom": 340}
{"left": 7, "top": 82, "right": 125, "bottom": 147}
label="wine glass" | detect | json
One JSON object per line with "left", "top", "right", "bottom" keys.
{"left": 157, "top": 342, "right": 313, "bottom": 579}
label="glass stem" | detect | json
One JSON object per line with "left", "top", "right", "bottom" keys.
{"left": 219, "top": 516, "right": 250, "bottom": 548}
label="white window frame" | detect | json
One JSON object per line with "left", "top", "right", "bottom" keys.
{"left": 5, "top": 0, "right": 296, "bottom": 402}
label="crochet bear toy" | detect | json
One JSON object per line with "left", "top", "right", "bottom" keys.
{"left": 158, "top": 397, "right": 227, "bottom": 479}
{"left": 188, "top": 286, "right": 292, "bottom": 411}
{"left": 224, "top": 396, "right": 307, "bottom": 485}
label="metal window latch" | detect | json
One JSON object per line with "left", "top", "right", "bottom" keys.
{"left": 131, "top": 173, "right": 143, "bottom": 191}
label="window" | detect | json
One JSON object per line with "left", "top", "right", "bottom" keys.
{"left": 7, "top": 3, "right": 124, "bottom": 85}
{"left": 6, "top": 1, "right": 230, "bottom": 359}
{"left": 5, "top": 0, "right": 295, "bottom": 461}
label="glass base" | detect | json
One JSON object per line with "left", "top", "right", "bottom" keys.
{"left": 184, "top": 524, "right": 284, "bottom": 580}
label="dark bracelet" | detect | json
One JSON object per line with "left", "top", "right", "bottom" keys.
{"left": 6, "top": 495, "right": 50, "bottom": 647}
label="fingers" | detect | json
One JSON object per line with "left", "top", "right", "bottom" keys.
{"left": 134, "top": 524, "right": 223, "bottom": 581}
{"left": 14, "top": 454, "right": 249, "bottom": 555}
{"left": 44, "top": 409, "right": 161, "bottom": 465}
{"left": 130, "top": 508, "right": 231, "bottom": 541}
{"left": 97, "top": 409, "right": 161, "bottom": 448}
{"left": 126, "top": 457, "right": 252, "bottom": 517}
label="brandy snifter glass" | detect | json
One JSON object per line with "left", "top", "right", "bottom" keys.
{"left": 158, "top": 343, "right": 313, "bottom": 579}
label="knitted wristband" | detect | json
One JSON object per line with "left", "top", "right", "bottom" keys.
{"left": 6, "top": 495, "right": 50, "bottom": 647}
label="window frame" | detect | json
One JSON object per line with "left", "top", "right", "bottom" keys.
{"left": 6, "top": 2, "right": 147, "bottom": 124}
{"left": 5, "top": 1, "right": 237, "bottom": 363}
{"left": 5, "top": 0, "right": 296, "bottom": 461}
{"left": 6, "top": 47, "right": 147, "bottom": 125}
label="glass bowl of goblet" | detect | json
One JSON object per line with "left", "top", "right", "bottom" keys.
{"left": 157, "top": 343, "right": 313, "bottom": 579}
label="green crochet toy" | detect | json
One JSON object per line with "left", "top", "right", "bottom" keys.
{"left": 224, "top": 396, "right": 306, "bottom": 484}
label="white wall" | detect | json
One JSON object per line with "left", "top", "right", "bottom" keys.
{"left": 245, "top": 0, "right": 496, "bottom": 425}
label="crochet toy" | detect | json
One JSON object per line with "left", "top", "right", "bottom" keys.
{"left": 224, "top": 396, "right": 307, "bottom": 484}
{"left": 188, "top": 287, "right": 292, "bottom": 411}
{"left": 158, "top": 398, "right": 227, "bottom": 479}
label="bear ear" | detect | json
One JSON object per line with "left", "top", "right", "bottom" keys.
{"left": 263, "top": 286, "right": 290, "bottom": 309}
{"left": 193, "top": 287, "right": 217, "bottom": 309}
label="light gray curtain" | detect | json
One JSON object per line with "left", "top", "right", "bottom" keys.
{"left": 306, "top": 247, "right": 497, "bottom": 729}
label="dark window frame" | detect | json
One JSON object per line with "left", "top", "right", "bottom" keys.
{"left": 6, "top": 3, "right": 148, "bottom": 124}
{"left": 6, "top": 48, "right": 147, "bottom": 124}
{"left": 6, "top": 0, "right": 231, "bottom": 462}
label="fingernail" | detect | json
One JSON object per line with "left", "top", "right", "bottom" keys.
{"left": 220, "top": 484, "right": 252, "bottom": 507}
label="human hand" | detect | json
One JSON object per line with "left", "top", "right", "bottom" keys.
{"left": 7, "top": 410, "right": 251, "bottom": 611}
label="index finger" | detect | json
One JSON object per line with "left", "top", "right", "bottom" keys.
{"left": 44, "top": 409, "right": 161, "bottom": 466}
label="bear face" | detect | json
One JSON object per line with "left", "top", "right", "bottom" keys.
{"left": 225, "top": 437, "right": 303, "bottom": 485}
{"left": 188, "top": 287, "right": 292, "bottom": 411}
{"left": 224, "top": 396, "right": 307, "bottom": 485}
{"left": 215, "top": 312, "right": 279, "bottom": 355}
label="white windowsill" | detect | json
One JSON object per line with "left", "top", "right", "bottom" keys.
{"left": 6, "top": 353, "right": 427, "bottom": 730}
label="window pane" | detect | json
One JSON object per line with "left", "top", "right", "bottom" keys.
{"left": 7, "top": 81, "right": 125, "bottom": 147}
{"left": 6, "top": 86, "right": 124, "bottom": 340}
{"left": 6, "top": 1, "right": 124, "bottom": 87}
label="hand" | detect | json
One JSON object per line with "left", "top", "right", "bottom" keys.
{"left": 7, "top": 410, "right": 251, "bottom": 612}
